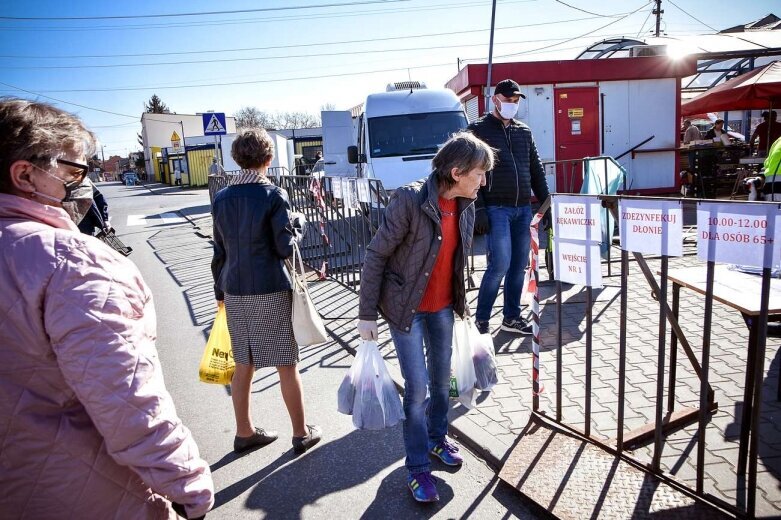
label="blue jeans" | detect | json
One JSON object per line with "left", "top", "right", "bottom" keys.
{"left": 475, "top": 205, "right": 532, "bottom": 322}
{"left": 388, "top": 306, "right": 454, "bottom": 474}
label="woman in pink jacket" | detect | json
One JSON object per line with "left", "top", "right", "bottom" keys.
{"left": 0, "top": 98, "right": 214, "bottom": 519}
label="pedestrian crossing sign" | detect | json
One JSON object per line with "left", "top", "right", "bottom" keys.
{"left": 202, "top": 112, "right": 227, "bottom": 135}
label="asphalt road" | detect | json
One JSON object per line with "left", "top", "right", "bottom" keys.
{"left": 101, "top": 181, "right": 538, "bottom": 520}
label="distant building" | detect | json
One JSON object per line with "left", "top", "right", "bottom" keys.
{"left": 140, "top": 112, "right": 237, "bottom": 185}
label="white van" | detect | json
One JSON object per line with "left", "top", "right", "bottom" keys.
{"left": 323, "top": 82, "right": 468, "bottom": 190}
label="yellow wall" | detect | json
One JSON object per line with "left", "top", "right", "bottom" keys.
{"left": 186, "top": 148, "right": 213, "bottom": 187}
{"left": 150, "top": 147, "right": 162, "bottom": 182}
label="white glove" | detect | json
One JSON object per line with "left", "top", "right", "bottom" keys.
{"left": 357, "top": 320, "right": 378, "bottom": 341}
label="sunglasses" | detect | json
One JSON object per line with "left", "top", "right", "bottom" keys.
{"left": 56, "top": 158, "right": 89, "bottom": 183}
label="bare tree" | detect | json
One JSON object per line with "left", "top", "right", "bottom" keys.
{"left": 234, "top": 106, "right": 275, "bottom": 130}
{"left": 320, "top": 103, "right": 337, "bottom": 111}
{"left": 272, "top": 111, "right": 321, "bottom": 129}
{"left": 234, "top": 106, "right": 321, "bottom": 130}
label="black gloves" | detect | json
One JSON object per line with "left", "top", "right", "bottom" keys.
{"left": 474, "top": 208, "right": 490, "bottom": 235}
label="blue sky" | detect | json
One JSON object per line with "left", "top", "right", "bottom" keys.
{"left": 0, "top": 0, "right": 777, "bottom": 156}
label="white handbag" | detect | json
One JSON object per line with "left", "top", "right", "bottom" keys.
{"left": 289, "top": 243, "right": 328, "bottom": 346}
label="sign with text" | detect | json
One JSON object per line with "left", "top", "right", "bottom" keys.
{"left": 331, "top": 177, "right": 343, "bottom": 199}
{"left": 552, "top": 194, "right": 602, "bottom": 242}
{"left": 554, "top": 240, "right": 603, "bottom": 288}
{"left": 619, "top": 199, "right": 683, "bottom": 256}
{"left": 697, "top": 202, "right": 780, "bottom": 268}
{"left": 343, "top": 179, "right": 359, "bottom": 210}
{"left": 357, "top": 179, "right": 371, "bottom": 203}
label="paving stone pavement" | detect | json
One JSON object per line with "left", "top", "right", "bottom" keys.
{"left": 308, "top": 239, "right": 781, "bottom": 518}
{"left": 188, "top": 199, "right": 780, "bottom": 517}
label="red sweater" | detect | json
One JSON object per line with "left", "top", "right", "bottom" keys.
{"left": 418, "top": 197, "right": 459, "bottom": 312}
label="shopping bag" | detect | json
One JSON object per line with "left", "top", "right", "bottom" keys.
{"left": 289, "top": 243, "right": 328, "bottom": 346}
{"left": 337, "top": 340, "right": 404, "bottom": 430}
{"left": 452, "top": 318, "right": 479, "bottom": 408}
{"left": 198, "top": 307, "right": 235, "bottom": 385}
{"left": 469, "top": 322, "right": 499, "bottom": 391}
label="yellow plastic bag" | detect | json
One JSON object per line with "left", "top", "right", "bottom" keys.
{"left": 198, "top": 307, "right": 235, "bottom": 385}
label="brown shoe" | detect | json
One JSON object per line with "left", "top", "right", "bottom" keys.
{"left": 234, "top": 427, "right": 278, "bottom": 453}
{"left": 292, "top": 425, "right": 322, "bottom": 454}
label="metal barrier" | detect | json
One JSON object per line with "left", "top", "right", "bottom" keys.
{"left": 516, "top": 193, "right": 779, "bottom": 518}
{"left": 207, "top": 174, "right": 389, "bottom": 309}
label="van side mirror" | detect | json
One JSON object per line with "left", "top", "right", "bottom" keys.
{"left": 347, "top": 145, "right": 365, "bottom": 164}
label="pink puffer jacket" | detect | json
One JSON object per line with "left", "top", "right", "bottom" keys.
{"left": 0, "top": 193, "right": 214, "bottom": 519}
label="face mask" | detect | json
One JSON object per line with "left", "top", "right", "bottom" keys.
{"left": 30, "top": 164, "right": 82, "bottom": 204}
{"left": 61, "top": 181, "right": 95, "bottom": 224}
{"left": 497, "top": 100, "right": 519, "bottom": 120}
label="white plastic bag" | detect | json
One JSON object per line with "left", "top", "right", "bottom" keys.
{"left": 337, "top": 340, "right": 405, "bottom": 430}
{"left": 469, "top": 323, "right": 499, "bottom": 391}
{"left": 452, "top": 318, "right": 479, "bottom": 408}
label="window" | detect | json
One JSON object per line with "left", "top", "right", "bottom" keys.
{"left": 367, "top": 111, "right": 468, "bottom": 158}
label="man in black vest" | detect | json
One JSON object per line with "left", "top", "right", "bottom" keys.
{"left": 468, "top": 79, "right": 550, "bottom": 335}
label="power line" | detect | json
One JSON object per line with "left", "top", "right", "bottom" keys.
{"left": 0, "top": 0, "right": 408, "bottom": 21}
{"left": 490, "top": 1, "right": 652, "bottom": 59}
{"left": 0, "top": 0, "right": 533, "bottom": 32}
{"left": 664, "top": 0, "right": 717, "bottom": 32}
{"left": 1, "top": 34, "right": 624, "bottom": 71}
{"left": 0, "top": 16, "right": 603, "bottom": 60}
{"left": 636, "top": 7, "right": 653, "bottom": 37}
{"left": 552, "top": 0, "right": 622, "bottom": 18}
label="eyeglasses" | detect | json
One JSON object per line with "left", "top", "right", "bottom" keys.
{"left": 56, "top": 158, "right": 89, "bottom": 183}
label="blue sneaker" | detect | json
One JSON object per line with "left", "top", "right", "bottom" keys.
{"left": 429, "top": 438, "right": 464, "bottom": 466}
{"left": 407, "top": 471, "right": 439, "bottom": 503}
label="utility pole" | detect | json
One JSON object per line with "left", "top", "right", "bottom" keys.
{"left": 653, "top": 0, "right": 664, "bottom": 37}
{"left": 484, "top": 0, "right": 497, "bottom": 115}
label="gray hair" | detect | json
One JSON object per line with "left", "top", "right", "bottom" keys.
{"left": 0, "top": 97, "right": 96, "bottom": 194}
{"left": 231, "top": 128, "right": 275, "bottom": 169}
{"left": 432, "top": 132, "right": 495, "bottom": 188}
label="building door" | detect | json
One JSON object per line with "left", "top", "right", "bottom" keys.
{"left": 554, "top": 87, "right": 600, "bottom": 193}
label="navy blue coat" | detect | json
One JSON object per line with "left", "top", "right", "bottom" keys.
{"left": 211, "top": 183, "right": 301, "bottom": 301}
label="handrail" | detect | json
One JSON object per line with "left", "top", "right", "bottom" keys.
{"left": 615, "top": 135, "right": 655, "bottom": 160}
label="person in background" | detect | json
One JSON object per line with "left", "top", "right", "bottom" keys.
{"left": 77, "top": 181, "right": 110, "bottom": 236}
{"left": 174, "top": 167, "right": 182, "bottom": 186}
{"left": 750, "top": 111, "right": 781, "bottom": 156}
{"left": 358, "top": 132, "right": 492, "bottom": 503}
{"left": 683, "top": 119, "right": 701, "bottom": 144}
{"left": 705, "top": 119, "right": 727, "bottom": 140}
{"left": 209, "top": 156, "right": 225, "bottom": 177}
{"left": 211, "top": 128, "right": 321, "bottom": 456}
{"left": 467, "top": 79, "right": 550, "bottom": 335}
{"left": 0, "top": 97, "right": 214, "bottom": 519}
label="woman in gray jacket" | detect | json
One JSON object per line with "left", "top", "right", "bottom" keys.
{"left": 357, "top": 132, "right": 494, "bottom": 503}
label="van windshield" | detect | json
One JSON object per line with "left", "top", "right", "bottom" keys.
{"left": 367, "top": 111, "right": 468, "bottom": 158}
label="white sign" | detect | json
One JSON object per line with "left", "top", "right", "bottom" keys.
{"left": 552, "top": 194, "right": 602, "bottom": 242}
{"left": 554, "top": 239, "right": 603, "bottom": 288}
{"left": 357, "top": 179, "right": 371, "bottom": 203}
{"left": 331, "top": 177, "right": 343, "bottom": 199}
{"left": 619, "top": 199, "right": 683, "bottom": 256}
{"left": 697, "top": 202, "right": 780, "bottom": 268}
{"left": 344, "top": 179, "right": 359, "bottom": 209}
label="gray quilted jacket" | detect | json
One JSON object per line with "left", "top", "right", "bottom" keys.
{"left": 358, "top": 174, "right": 475, "bottom": 332}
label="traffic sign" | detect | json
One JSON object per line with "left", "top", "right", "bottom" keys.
{"left": 202, "top": 112, "right": 227, "bottom": 135}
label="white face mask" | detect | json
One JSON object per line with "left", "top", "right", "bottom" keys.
{"left": 497, "top": 100, "right": 519, "bottom": 120}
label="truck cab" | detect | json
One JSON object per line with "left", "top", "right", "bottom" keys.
{"left": 343, "top": 82, "right": 468, "bottom": 189}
